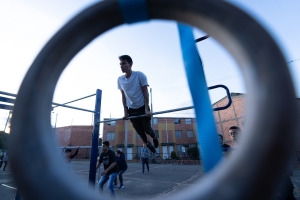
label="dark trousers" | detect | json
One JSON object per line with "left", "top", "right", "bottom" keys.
{"left": 142, "top": 157, "right": 149, "bottom": 173}
{"left": 0, "top": 161, "right": 7, "bottom": 170}
{"left": 128, "top": 105, "right": 155, "bottom": 143}
{"left": 114, "top": 168, "right": 127, "bottom": 186}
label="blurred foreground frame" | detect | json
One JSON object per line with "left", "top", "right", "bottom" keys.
{"left": 9, "top": 0, "right": 298, "bottom": 200}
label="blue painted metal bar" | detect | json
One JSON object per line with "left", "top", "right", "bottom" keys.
{"left": 0, "top": 104, "right": 13, "bottom": 110}
{"left": 0, "top": 96, "right": 16, "bottom": 104}
{"left": 89, "top": 89, "right": 102, "bottom": 186}
{"left": 15, "top": 189, "right": 22, "bottom": 200}
{"left": 0, "top": 91, "right": 17, "bottom": 97}
{"left": 178, "top": 23, "right": 222, "bottom": 172}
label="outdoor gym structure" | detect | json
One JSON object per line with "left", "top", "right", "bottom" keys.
{"left": 6, "top": 0, "right": 298, "bottom": 200}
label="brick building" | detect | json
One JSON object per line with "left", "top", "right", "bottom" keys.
{"left": 54, "top": 94, "right": 300, "bottom": 166}
{"left": 213, "top": 93, "right": 246, "bottom": 145}
{"left": 102, "top": 117, "right": 198, "bottom": 160}
{"left": 55, "top": 125, "right": 93, "bottom": 159}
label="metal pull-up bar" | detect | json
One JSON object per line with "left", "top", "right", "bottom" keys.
{"left": 97, "top": 84, "right": 232, "bottom": 124}
{"left": 0, "top": 90, "right": 97, "bottom": 113}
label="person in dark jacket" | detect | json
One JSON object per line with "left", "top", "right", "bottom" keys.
{"left": 114, "top": 150, "right": 127, "bottom": 189}
{"left": 61, "top": 146, "right": 79, "bottom": 168}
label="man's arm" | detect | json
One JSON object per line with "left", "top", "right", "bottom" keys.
{"left": 120, "top": 90, "right": 128, "bottom": 119}
{"left": 70, "top": 147, "right": 79, "bottom": 159}
{"left": 141, "top": 85, "right": 151, "bottom": 116}
{"left": 96, "top": 160, "right": 101, "bottom": 169}
{"left": 61, "top": 146, "right": 66, "bottom": 155}
{"left": 96, "top": 156, "right": 102, "bottom": 169}
{"left": 101, "top": 162, "right": 116, "bottom": 175}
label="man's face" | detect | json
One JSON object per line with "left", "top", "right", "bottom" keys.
{"left": 65, "top": 151, "right": 71, "bottom": 156}
{"left": 102, "top": 144, "right": 108, "bottom": 152}
{"left": 120, "top": 60, "right": 132, "bottom": 73}
{"left": 229, "top": 129, "right": 240, "bottom": 142}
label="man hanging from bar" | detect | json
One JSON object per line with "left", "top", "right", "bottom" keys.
{"left": 118, "top": 55, "right": 158, "bottom": 153}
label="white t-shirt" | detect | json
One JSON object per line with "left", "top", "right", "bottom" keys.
{"left": 118, "top": 71, "right": 148, "bottom": 109}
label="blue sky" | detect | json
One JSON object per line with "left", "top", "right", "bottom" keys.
{"left": 0, "top": 0, "right": 299, "bottom": 136}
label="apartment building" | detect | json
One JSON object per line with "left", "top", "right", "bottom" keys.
{"left": 102, "top": 117, "right": 197, "bottom": 160}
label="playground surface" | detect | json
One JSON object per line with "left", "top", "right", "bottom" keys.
{"left": 1, "top": 161, "right": 300, "bottom": 199}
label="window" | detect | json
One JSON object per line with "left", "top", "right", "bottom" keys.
{"left": 175, "top": 130, "right": 182, "bottom": 138}
{"left": 106, "top": 132, "right": 115, "bottom": 140}
{"left": 136, "top": 146, "right": 142, "bottom": 158}
{"left": 174, "top": 118, "right": 181, "bottom": 124}
{"left": 153, "top": 118, "right": 158, "bottom": 124}
{"left": 155, "top": 130, "right": 159, "bottom": 138}
{"left": 136, "top": 132, "right": 141, "bottom": 139}
{"left": 176, "top": 144, "right": 184, "bottom": 155}
{"left": 185, "top": 119, "right": 192, "bottom": 124}
{"left": 107, "top": 121, "right": 116, "bottom": 126}
{"left": 187, "top": 130, "right": 194, "bottom": 138}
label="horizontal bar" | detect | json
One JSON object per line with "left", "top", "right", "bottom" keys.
{"left": 98, "top": 84, "right": 232, "bottom": 124}
{"left": 0, "top": 104, "right": 14, "bottom": 110}
{"left": 0, "top": 91, "right": 17, "bottom": 97}
{"left": 98, "top": 106, "right": 194, "bottom": 123}
{"left": 52, "top": 102, "right": 96, "bottom": 113}
{"left": 52, "top": 94, "right": 96, "bottom": 109}
{"left": 195, "top": 35, "right": 210, "bottom": 43}
{"left": 208, "top": 84, "right": 232, "bottom": 111}
{"left": 0, "top": 91, "right": 96, "bottom": 113}
{"left": 58, "top": 146, "right": 102, "bottom": 149}
{"left": 0, "top": 96, "right": 15, "bottom": 104}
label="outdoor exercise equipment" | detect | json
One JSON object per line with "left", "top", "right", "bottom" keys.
{"left": 0, "top": 89, "right": 102, "bottom": 199}
{"left": 8, "top": 0, "right": 298, "bottom": 200}
{"left": 99, "top": 84, "right": 232, "bottom": 124}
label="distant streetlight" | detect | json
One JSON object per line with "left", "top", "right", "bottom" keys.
{"left": 165, "top": 118, "right": 169, "bottom": 158}
{"left": 150, "top": 88, "right": 153, "bottom": 127}
{"left": 52, "top": 112, "right": 58, "bottom": 133}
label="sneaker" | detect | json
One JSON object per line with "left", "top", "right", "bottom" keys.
{"left": 119, "top": 185, "right": 124, "bottom": 190}
{"left": 153, "top": 137, "right": 159, "bottom": 148}
{"left": 141, "top": 172, "right": 145, "bottom": 175}
{"left": 114, "top": 184, "right": 118, "bottom": 188}
{"left": 147, "top": 141, "right": 156, "bottom": 153}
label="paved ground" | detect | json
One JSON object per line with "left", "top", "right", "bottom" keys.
{"left": 1, "top": 161, "right": 300, "bottom": 199}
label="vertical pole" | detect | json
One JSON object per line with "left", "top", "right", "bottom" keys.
{"left": 89, "top": 89, "right": 102, "bottom": 186}
{"left": 15, "top": 189, "right": 22, "bottom": 200}
{"left": 4, "top": 110, "right": 11, "bottom": 132}
{"left": 150, "top": 88, "right": 153, "bottom": 127}
{"left": 124, "top": 120, "right": 128, "bottom": 159}
{"left": 54, "top": 113, "right": 58, "bottom": 129}
{"left": 165, "top": 118, "right": 169, "bottom": 158}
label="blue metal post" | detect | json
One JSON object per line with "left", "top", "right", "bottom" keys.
{"left": 89, "top": 89, "right": 102, "bottom": 186}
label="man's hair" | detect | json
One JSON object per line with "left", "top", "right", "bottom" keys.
{"left": 117, "top": 150, "right": 124, "bottom": 155}
{"left": 229, "top": 126, "right": 241, "bottom": 132}
{"left": 103, "top": 141, "right": 109, "bottom": 147}
{"left": 119, "top": 55, "right": 133, "bottom": 64}
{"left": 65, "top": 148, "right": 72, "bottom": 153}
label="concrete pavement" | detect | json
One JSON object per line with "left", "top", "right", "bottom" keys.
{"left": 1, "top": 161, "right": 300, "bottom": 199}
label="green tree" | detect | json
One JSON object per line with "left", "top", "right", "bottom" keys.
{"left": 187, "top": 147, "right": 200, "bottom": 160}
{"left": 170, "top": 151, "right": 177, "bottom": 159}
